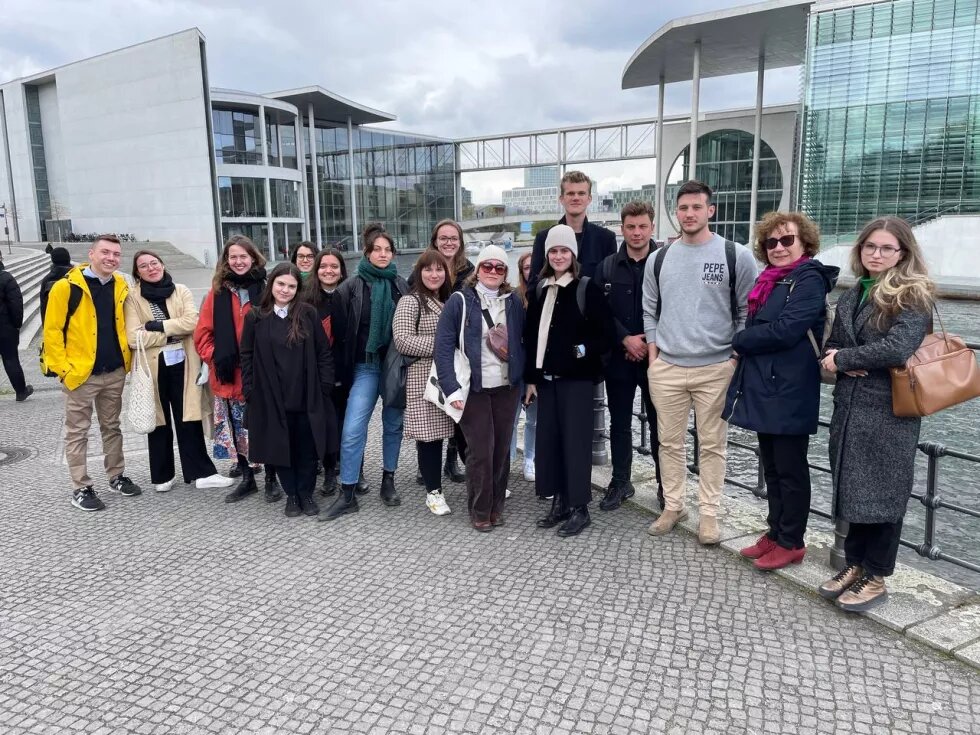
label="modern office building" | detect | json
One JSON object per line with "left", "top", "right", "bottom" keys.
{"left": 524, "top": 166, "right": 559, "bottom": 188}
{"left": 502, "top": 185, "right": 561, "bottom": 215}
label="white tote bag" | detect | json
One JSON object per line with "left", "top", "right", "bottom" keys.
{"left": 424, "top": 292, "right": 470, "bottom": 423}
{"left": 127, "top": 330, "right": 158, "bottom": 434}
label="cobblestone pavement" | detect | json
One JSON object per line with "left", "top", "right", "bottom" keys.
{"left": 1, "top": 364, "right": 979, "bottom": 734}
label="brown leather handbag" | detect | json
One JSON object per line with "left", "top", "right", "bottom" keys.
{"left": 891, "top": 308, "right": 980, "bottom": 417}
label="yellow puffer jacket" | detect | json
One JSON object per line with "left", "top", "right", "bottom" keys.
{"left": 43, "top": 265, "right": 131, "bottom": 390}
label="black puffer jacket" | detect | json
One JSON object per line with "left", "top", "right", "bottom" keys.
{"left": 0, "top": 263, "right": 24, "bottom": 337}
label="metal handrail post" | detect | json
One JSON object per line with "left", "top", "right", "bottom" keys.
{"left": 830, "top": 520, "right": 848, "bottom": 571}
{"left": 592, "top": 383, "right": 609, "bottom": 466}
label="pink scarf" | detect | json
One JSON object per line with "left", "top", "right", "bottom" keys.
{"left": 748, "top": 256, "right": 810, "bottom": 317}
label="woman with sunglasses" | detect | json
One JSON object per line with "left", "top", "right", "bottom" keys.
{"left": 723, "top": 212, "right": 838, "bottom": 570}
{"left": 289, "top": 241, "right": 318, "bottom": 281}
{"left": 817, "top": 217, "right": 934, "bottom": 612}
{"left": 434, "top": 245, "right": 525, "bottom": 532}
{"left": 524, "top": 225, "right": 614, "bottom": 537}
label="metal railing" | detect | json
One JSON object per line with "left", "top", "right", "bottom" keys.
{"left": 620, "top": 341, "right": 980, "bottom": 577}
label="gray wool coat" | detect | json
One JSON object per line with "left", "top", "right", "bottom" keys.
{"left": 827, "top": 285, "right": 931, "bottom": 524}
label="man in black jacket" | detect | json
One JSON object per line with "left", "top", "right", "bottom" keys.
{"left": 529, "top": 170, "right": 616, "bottom": 287}
{"left": 594, "top": 201, "right": 662, "bottom": 510}
{"left": 0, "top": 253, "right": 33, "bottom": 401}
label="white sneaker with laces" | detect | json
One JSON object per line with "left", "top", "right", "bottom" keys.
{"left": 523, "top": 459, "right": 535, "bottom": 482}
{"left": 196, "top": 474, "right": 235, "bottom": 489}
{"left": 426, "top": 491, "right": 451, "bottom": 516}
{"left": 154, "top": 478, "right": 175, "bottom": 493}
{"left": 506, "top": 488, "right": 512, "bottom": 498}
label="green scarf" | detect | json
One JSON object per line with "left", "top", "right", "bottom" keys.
{"left": 859, "top": 276, "right": 877, "bottom": 305}
{"left": 299, "top": 270, "right": 311, "bottom": 281}
{"left": 357, "top": 258, "right": 398, "bottom": 363}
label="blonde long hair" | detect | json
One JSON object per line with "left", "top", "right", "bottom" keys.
{"left": 850, "top": 216, "right": 935, "bottom": 328}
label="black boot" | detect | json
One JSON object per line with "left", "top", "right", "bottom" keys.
{"left": 225, "top": 465, "right": 258, "bottom": 503}
{"left": 600, "top": 479, "right": 634, "bottom": 511}
{"left": 264, "top": 472, "right": 284, "bottom": 503}
{"left": 557, "top": 506, "right": 591, "bottom": 537}
{"left": 298, "top": 491, "right": 319, "bottom": 517}
{"left": 416, "top": 471, "right": 425, "bottom": 486}
{"left": 284, "top": 493, "right": 302, "bottom": 517}
{"left": 356, "top": 459, "right": 370, "bottom": 495}
{"left": 443, "top": 439, "right": 465, "bottom": 483}
{"left": 320, "top": 483, "right": 359, "bottom": 521}
{"left": 536, "top": 494, "right": 570, "bottom": 528}
{"left": 320, "top": 466, "right": 337, "bottom": 497}
{"left": 380, "top": 470, "right": 401, "bottom": 507}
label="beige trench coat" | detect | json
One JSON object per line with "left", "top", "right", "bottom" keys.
{"left": 124, "top": 281, "right": 210, "bottom": 428}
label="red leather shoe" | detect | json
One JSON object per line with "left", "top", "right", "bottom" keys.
{"left": 740, "top": 533, "right": 777, "bottom": 559}
{"left": 472, "top": 520, "right": 493, "bottom": 533}
{"left": 754, "top": 544, "right": 806, "bottom": 571}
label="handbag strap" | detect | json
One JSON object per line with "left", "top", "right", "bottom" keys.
{"left": 456, "top": 292, "right": 467, "bottom": 359}
{"left": 481, "top": 308, "right": 497, "bottom": 329}
{"left": 806, "top": 329, "right": 821, "bottom": 359}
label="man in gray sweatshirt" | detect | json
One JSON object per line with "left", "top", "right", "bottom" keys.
{"left": 642, "top": 180, "right": 758, "bottom": 544}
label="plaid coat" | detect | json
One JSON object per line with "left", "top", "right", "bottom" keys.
{"left": 392, "top": 294, "right": 454, "bottom": 443}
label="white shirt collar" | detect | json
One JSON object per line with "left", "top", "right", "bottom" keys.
{"left": 274, "top": 305, "right": 289, "bottom": 319}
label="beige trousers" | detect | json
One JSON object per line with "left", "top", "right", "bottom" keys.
{"left": 63, "top": 368, "right": 127, "bottom": 490}
{"left": 648, "top": 359, "right": 735, "bottom": 517}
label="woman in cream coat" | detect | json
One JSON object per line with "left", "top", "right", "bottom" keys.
{"left": 125, "top": 250, "right": 234, "bottom": 492}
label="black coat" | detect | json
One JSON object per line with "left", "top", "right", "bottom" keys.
{"left": 331, "top": 273, "right": 410, "bottom": 390}
{"left": 827, "top": 286, "right": 931, "bottom": 524}
{"left": 0, "top": 263, "right": 24, "bottom": 338}
{"left": 723, "top": 260, "right": 838, "bottom": 435}
{"left": 594, "top": 242, "right": 658, "bottom": 379}
{"left": 240, "top": 305, "right": 336, "bottom": 467}
{"left": 523, "top": 278, "right": 614, "bottom": 385}
{"left": 529, "top": 216, "right": 616, "bottom": 287}
{"left": 39, "top": 264, "right": 73, "bottom": 322}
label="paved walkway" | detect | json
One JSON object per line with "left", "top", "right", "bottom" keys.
{"left": 1, "top": 360, "right": 979, "bottom": 734}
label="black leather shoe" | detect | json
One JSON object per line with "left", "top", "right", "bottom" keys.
{"left": 557, "top": 507, "right": 591, "bottom": 537}
{"left": 298, "top": 493, "right": 319, "bottom": 517}
{"left": 225, "top": 467, "right": 257, "bottom": 503}
{"left": 355, "top": 470, "right": 370, "bottom": 495}
{"left": 264, "top": 474, "right": 283, "bottom": 503}
{"left": 320, "top": 467, "right": 337, "bottom": 497}
{"left": 380, "top": 470, "right": 401, "bottom": 507}
{"left": 536, "top": 495, "right": 570, "bottom": 528}
{"left": 600, "top": 480, "right": 632, "bottom": 511}
{"left": 443, "top": 439, "right": 465, "bottom": 483}
{"left": 320, "top": 484, "right": 359, "bottom": 521}
{"left": 284, "top": 495, "right": 302, "bottom": 517}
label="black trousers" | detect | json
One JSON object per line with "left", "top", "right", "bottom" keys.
{"left": 606, "top": 363, "right": 661, "bottom": 488}
{"left": 417, "top": 440, "right": 444, "bottom": 492}
{"left": 458, "top": 385, "right": 521, "bottom": 523}
{"left": 275, "top": 411, "right": 318, "bottom": 500}
{"left": 536, "top": 379, "right": 594, "bottom": 508}
{"left": 323, "top": 387, "right": 349, "bottom": 473}
{"left": 148, "top": 357, "right": 218, "bottom": 484}
{"left": 758, "top": 433, "right": 812, "bottom": 549}
{"left": 0, "top": 335, "right": 27, "bottom": 395}
{"left": 845, "top": 519, "right": 904, "bottom": 577}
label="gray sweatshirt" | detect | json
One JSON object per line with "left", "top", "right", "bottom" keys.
{"left": 642, "top": 234, "right": 758, "bottom": 367}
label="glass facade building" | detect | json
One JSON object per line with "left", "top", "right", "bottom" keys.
{"left": 800, "top": 0, "right": 980, "bottom": 240}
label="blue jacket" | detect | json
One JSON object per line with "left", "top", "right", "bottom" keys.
{"left": 434, "top": 286, "right": 525, "bottom": 397}
{"left": 722, "top": 259, "right": 839, "bottom": 435}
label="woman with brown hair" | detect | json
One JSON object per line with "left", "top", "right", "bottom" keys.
{"left": 193, "top": 235, "right": 283, "bottom": 504}
{"left": 289, "top": 241, "right": 318, "bottom": 282}
{"left": 241, "top": 263, "right": 335, "bottom": 517}
{"left": 392, "top": 249, "right": 455, "bottom": 515}
{"left": 723, "top": 212, "right": 838, "bottom": 570}
{"left": 817, "top": 216, "right": 935, "bottom": 612}
{"left": 125, "top": 250, "right": 233, "bottom": 493}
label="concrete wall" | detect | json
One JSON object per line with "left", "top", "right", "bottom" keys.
{"left": 0, "top": 85, "right": 40, "bottom": 241}
{"left": 37, "top": 82, "right": 68, "bottom": 218}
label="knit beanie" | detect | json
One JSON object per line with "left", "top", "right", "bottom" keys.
{"left": 544, "top": 224, "right": 578, "bottom": 259}
{"left": 50, "top": 247, "right": 71, "bottom": 266}
{"left": 476, "top": 244, "right": 509, "bottom": 268}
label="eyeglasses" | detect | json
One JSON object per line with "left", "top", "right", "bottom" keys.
{"left": 479, "top": 262, "right": 507, "bottom": 275}
{"left": 861, "top": 243, "right": 901, "bottom": 257}
{"left": 437, "top": 236, "right": 460, "bottom": 244}
{"left": 764, "top": 234, "right": 796, "bottom": 250}
{"left": 296, "top": 254, "right": 315, "bottom": 261}
{"left": 136, "top": 261, "right": 162, "bottom": 270}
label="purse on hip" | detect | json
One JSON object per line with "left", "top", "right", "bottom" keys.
{"left": 481, "top": 308, "right": 509, "bottom": 361}
{"left": 891, "top": 306, "right": 980, "bottom": 417}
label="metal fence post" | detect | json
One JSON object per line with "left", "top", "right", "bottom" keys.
{"left": 592, "top": 382, "right": 609, "bottom": 466}
{"left": 830, "top": 520, "right": 848, "bottom": 571}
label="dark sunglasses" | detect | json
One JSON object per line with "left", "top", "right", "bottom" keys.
{"left": 479, "top": 262, "right": 507, "bottom": 275}
{"left": 764, "top": 234, "right": 796, "bottom": 250}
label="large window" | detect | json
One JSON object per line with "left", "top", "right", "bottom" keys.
{"left": 222, "top": 223, "right": 269, "bottom": 257}
{"left": 272, "top": 223, "right": 306, "bottom": 261}
{"left": 217, "top": 176, "right": 266, "bottom": 217}
{"left": 266, "top": 123, "right": 298, "bottom": 169}
{"left": 271, "top": 179, "right": 301, "bottom": 218}
{"left": 213, "top": 109, "right": 263, "bottom": 165}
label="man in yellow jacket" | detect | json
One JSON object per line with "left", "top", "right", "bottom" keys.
{"left": 44, "top": 235, "right": 142, "bottom": 511}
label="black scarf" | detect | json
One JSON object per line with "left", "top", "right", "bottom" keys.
{"left": 213, "top": 267, "right": 266, "bottom": 384}
{"left": 314, "top": 289, "right": 335, "bottom": 320}
{"left": 138, "top": 272, "right": 176, "bottom": 302}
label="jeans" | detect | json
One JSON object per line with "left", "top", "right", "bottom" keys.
{"left": 339, "top": 363, "right": 404, "bottom": 485}
{"left": 510, "top": 396, "right": 537, "bottom": 463}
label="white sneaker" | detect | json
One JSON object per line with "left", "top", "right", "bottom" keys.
{"left": 506, "top": 488, "right": 512, "bottom": 498}
{"left": 523, "top": 460, "right": 535, "bottom": 482}
{"left": 196, "top": 473, "right": 235, "bottom": 489}
{"left": 426, "top": 491, "right": 451, "bottom": 516}
{"left": 154, "top": 478, "right": 175, "bottom": 493}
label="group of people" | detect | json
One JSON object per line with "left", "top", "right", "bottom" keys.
{"left": 28, "top": 170, "right": 939, "bottom": 615}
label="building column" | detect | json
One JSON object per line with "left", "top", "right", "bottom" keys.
{"left": 748, "top": 52, "right": 765, "bottom": 247}
{"left": 258, "top": 106, "right": 274, "bottom": 260}
{"left": 295, "top": 113, "right": 310, "bottom": 242}
{"left": 655, "top": 75, "right": 665, "bottom": 241}
{"left": 307, "top": 104, "right": 322, "bottom": 248}
{"left": 347, "top": 116, "right": 358, "bottom": 247}
{"left": 689, "top": 40, "right": 701, "bottom": 179}
{"left": 454, "top": 158, "right": 462, "bottom": 222}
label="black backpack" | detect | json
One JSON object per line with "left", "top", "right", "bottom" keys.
{"left": 39, "top": 279, "right": 83, "bottom": 378}
{"left": 652, "top": 239, "right": 739, "bottom": 329}
{"left": 534, "top": 276, "right": 591, "bottom": 316}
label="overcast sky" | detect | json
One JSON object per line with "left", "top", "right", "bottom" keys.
{"left": 1, "top": 0, "right": 802, "bottom": 202}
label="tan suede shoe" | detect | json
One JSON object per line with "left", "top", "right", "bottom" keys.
{"left": 818, "top": 565, "right": 863, "bottom": 600}
{"left": 647, "top": 509, "right": 688, "bottom": 536}
{"left": 698, "top": 515, "right": 720, "bottom": 545}
{"left": 837, "top": 574, "right": 888, "bottom": 612}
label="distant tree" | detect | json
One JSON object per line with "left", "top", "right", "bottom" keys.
{"left": 532, "top": 220, "right": 558, "bottom": 236}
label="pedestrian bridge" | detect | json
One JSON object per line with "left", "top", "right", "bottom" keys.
{"left": 459, "top": 211, "right": 621, "bottom": 232}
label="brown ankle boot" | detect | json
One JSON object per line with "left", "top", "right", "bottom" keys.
{"left": 818, "top": 564, "right": 863, "bottom": 600}
{"left": 647, "top": 508, "right": 688, "bottom": 536}
{"left": 837, "top": 574, "right": 887, "bottom": 612}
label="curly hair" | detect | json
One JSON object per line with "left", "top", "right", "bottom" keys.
{"left": 212, "top": 235, "right": 267, "bottom": 292}
{"left": 753, "top": 211, "right": 821, "bottom": 264}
